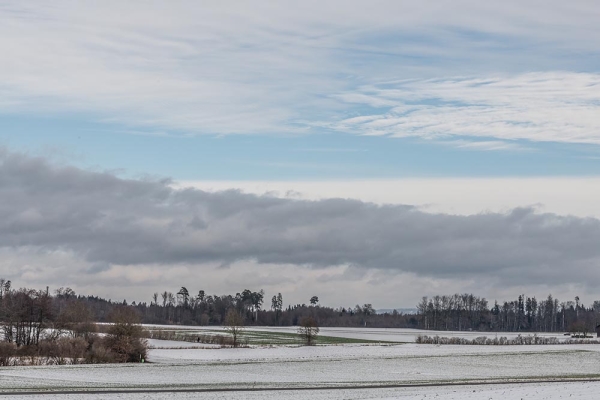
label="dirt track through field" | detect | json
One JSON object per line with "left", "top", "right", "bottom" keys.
{"left": 3, "top": 377, "right": 600, "bottom": 396}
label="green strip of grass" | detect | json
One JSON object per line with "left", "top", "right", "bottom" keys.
{"left": 236, "top": 330, "right": 400, "bottom": 345}
{"left": 145, "top": 327, "right": 402, "bottom": 346}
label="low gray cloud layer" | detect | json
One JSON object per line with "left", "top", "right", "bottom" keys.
{"left": 2, "top": 149, "right": 600, "bottom": 287}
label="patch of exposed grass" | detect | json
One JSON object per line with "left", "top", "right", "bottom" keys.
{"left": 144, "top": 327, "right": 400, "bottom": 346}
{"left": 229, "top": 329, "right": 400, "bottom": 346}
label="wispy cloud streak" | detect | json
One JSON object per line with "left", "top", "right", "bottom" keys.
{"left": 331, "top": 72, "right": 600, "bottom": 145}
{"left": 1, "top": 2, "right": 599, "bottom": 139}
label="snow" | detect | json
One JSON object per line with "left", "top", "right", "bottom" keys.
{"left": 141, "top": 324, "right": 583, "bottom": 343}
{"left": 149, "top": 341, "right": 600, "bottom": 363}
{"left": 2, "top": 342, "right": 600, "bottom": 392}
{"left": 9, "top": 381, "right": 600, "bottom": 399}
{"left": 2, "top": 329, "right": 600, "bottom": 398}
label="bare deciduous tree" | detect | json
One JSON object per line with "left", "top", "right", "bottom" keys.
{"left": 298, "top": 316, "right": 319, "bottom": 345}
{"left": 224, "top": 309, "right": 244, "bottom": 347}
{"left": 55, "top": 300, "right": 96, "bottom": 339}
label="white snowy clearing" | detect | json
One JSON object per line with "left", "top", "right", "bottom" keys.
{"left": 2, "top": 327, "right": 600, "bottom": 399}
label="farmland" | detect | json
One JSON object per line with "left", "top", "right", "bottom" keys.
{"left": 2, "top": 327, "right": 600, "bottom": 398}
{"left": 142, "top": 324, "right": 582, "bottom": 344}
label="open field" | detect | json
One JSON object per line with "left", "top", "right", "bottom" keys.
{"left": 145, "top": 325, "right": 596, "bottom": 346}
{"left": 3, "top": 327, "right": 600, "bottom": 398}
{"left": 142, "top": 324, "right": 594, "bottom": 344}
{"left": 143, "top": 325, "right": 398, "bottom": 346}
{"left": 7, "top": 381, "right": 600, "bottom": 399}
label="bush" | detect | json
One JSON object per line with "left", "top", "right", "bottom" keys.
{"left": 298, "top": 316, "right": 319, "bottom": 345}
{"left": 0, "top": 310, "right": 148, "bottom": 366}
{"left": 104, "top": 307, "right": 148, "bottom": 362}
{"left": 225, "top": 309, "right": 244, "bottom": 348}
{"left": 103, "top": 335, "right": 147, "bottom": 363}
{"left": 37, "top": 337, "right": 88, "bottom": 365}
{"left": 0, "top": 342, "right": 16, "bottom": 366}
{"left": 85, "top": 339, "right": 120, "bottom": 364}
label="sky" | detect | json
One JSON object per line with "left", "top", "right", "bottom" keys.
{"left": 1, "top": 1, "right": 600, "bottom": 308}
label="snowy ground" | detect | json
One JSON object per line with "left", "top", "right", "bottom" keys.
{"left": 2, "top": 327, "right": 600, "bottom": 398}
{"left": 9, "top": 381, "right": 600, "bottom": 400}
{"left": 141, "top": 324, "right": 584, "bottom": 343}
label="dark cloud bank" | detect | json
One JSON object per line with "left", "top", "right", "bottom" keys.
{"left": 1, "top": 149, "right": 599, "bottom": 286}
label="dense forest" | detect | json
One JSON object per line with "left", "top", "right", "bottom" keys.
{"left": 2, "top": 279, "right": 599, "bottom": 340}
{"left": 55, "top": 287, "right": 409, "bottom": 329}
{"left": 416, "top": 294, "right": 599, "bottom": 333}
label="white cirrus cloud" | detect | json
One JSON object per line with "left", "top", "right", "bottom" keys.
{"left": 330, "top": 72, "right": 600, "bottom": 145}
{"left": 1, "top": 2, "right": 600, "bottom": 136}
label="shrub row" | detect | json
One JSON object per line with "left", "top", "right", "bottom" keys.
{"left": 0, "top": 336, "right": 141, "bottom": 366}
{"left": 0, "top": 319, "right": 147, "bottom": 366}
{"left": 415, "top": 334, "right": 600, "bottom": 345}
{"left": 145, "top": 329, "right": 236, "bottom": 346}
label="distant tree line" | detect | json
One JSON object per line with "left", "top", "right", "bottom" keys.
{"left": 417, "top": 294, "right": 600, "bottom": 333}
{"left": 3, "top": 283, "right": 418, "bottom": 329}
{"left": 2, "top": 278, "right": 599, "bottom": 337}
{"left": 124, "top": 287, "right": 600, "bottom": 333}
{"left": 126, "top": 287, "right": 404, "bottom": 328}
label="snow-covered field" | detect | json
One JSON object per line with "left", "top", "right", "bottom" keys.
{"left": 10, "top": 381, "right": 600, "bottom": 400}
{"left": 142, "top": 324, "right": 582, "bottom": 343}
{"left": 2, "top": 327, "right": 600, "bottom": 398}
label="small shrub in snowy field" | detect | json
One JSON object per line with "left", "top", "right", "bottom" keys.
{"left": 225, "top": 309, "right": 245, "bottom": 348}
{"left": 86, "top": 339, "right": 119, "bottom": 364}
{"left": 298, "top": 316, "right": 320, "bottom": 346}
{"left": 473, "top": 337, "right": 486, "bottom": 345}
{"left": 0, "top": 341, "right": 16, "bottom": 366}
{"left": 104, "top": 307, "right": 148, "bottom": 362}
